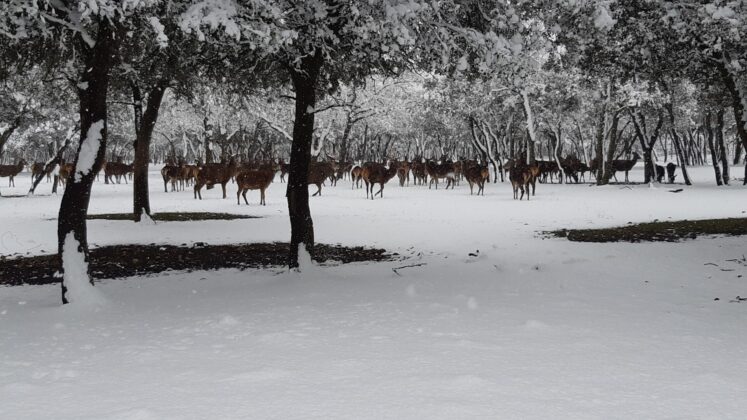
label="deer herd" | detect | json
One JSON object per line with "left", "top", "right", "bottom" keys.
{"left": 0, "top": 151, "right": 678, "bottom": 203}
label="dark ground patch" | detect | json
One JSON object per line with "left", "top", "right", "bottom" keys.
{"left": 549, "top": 218, "right": 747, "bottom": 243}
{"left": 86, "top": 212, "right": 259, "bottom": 221}
{"left": 0, "top": 243, "right": 396, "bottom": 286}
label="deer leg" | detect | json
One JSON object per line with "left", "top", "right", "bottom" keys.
{"left": 260, "top": 188, "right": 266, "bottom": 205}
{"left": 244, "top": 189, "right": 251, "bottom": 205}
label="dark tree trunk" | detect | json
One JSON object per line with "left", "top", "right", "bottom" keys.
{"left": 57, "top": 20, "right": 116, "bottom": 304}
{"left": 286, "top": 51, "right": 323, "bottom": 268}
{"left": 338, "top": 112, "right": 354, "bottom": 163}
{"left": 734, "top": 139, "right": 743, "bottom": 165}
{"left": 0, "top": 116, "right": 22, "bottom": 160}
{"left": 717, "top": 58, "right": 747, "bottom": 184}
{"left": 29, "top": 137, "right": 72, "bottom": 195}
{"left": 133, "top": 82, "right": 168, "bottom": 222}
{"left": 665, "top": 103, "right": 691, "bottom": 186}
{"left": 594, "top": 108, "right": 605, "bottom": 184}
{"left": 715, "top": 109, "right": 729, "bottom": 184}
{"left": 601, "top": 112, "right": 620, "bottom": 184}
{"left": 705, "top": 112, "right": 723, "bottom": 185}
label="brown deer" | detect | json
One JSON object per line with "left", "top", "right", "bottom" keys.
{"left": 31, "top": 161, "right": 53, "bottom": 183}
{"left": 464, "top": 163, "right": 489, "bottom": 195}
{"left": 161, "top": 164, "right": 180, "bottom": 192}
{"left": 361, "top": 161, "right": 400, "bottom": 199}
{"left": 57, "top": 162, "right": 74, "bottom": 186}
{"left": 611, "top": 152, "right": 640, "bottom": 183}
{"left": 194, "top": 157, "right": 237, "bottom": 199}
{"left": 307, "top": 161, "right": 337, "bottom": 196}
{"left": 397, "top": 160, "right": 411, "bottom": 187}
{"left": 410, "top": 160, "right": 428, "bottom": 185}
{"left": 236, "top": 165, "right": 278, "bottom": 205}
{"left": 509, "top": 163, "right": 540, "bottom": 200}
{"left": 105, "top": 162, "right": 133, "bottom": 184}
{"left": 425, "top": 160, "right": 456, "bottom": 189}
{"left": 278, "top": 158, "right": 289, "bottom": 183}
{"left": 0, "top": 159, "right": 26, "bottom": 187}
{"left": 350, "top": 165, "right": 363, "bottom": 189}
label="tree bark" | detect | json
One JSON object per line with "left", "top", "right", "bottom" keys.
{"left": 594, "top": 107, "right": 606, "bottom": 184}
{"left": 286, "top": 51, "right": 323, "bottom": 268}
{"left": 665, "top": 103, "right": 691, "bottom": 185}
{"left": 705, "top": 112, "right": 723, "bottom": 185}
{"left": 133, "top": 82, "right": 168, "bottom": 221}
{"left": 716, "top": 57, "right": 747, "bottom": 184}
{"left": 0, "top": 116, "right": 22, "bottom": 160}
{"left": 715, "top": 108, "right": 729, "bottom": 185}
{"left": 57, "top": 20, "right": 116, "bottom": 304}
{"left": 600, "top": 111, "right": 620, "bottom": 184}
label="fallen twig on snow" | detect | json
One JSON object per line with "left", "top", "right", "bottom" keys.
{"left": 392, "top": 263, "right": 426, "bottom": 276}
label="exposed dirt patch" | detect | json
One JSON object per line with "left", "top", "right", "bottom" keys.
{"left": 549, "top": 218, "right": 747, "bottom": 243}
{"left": 0, "top": 242, "right": 396, "bottom": 286}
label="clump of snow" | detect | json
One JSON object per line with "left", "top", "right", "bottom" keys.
{"left": 74, "top": 120, "right": 105, "bottom": 183}
{"left": 138, "top": 213, "right": 157, "bottom": 225}
{"left": 148, "top": 17, "right": 169, "bottom": 48}
{"left": 296, "top": 243, "right": 316, "bottom": 273}
{"left": 62, "top": 232, "right": 106, "bottom": 306}
{"left": 594, "top": 4, "right": 616, "bottom": 30}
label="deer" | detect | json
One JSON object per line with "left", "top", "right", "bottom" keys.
{"left": 611, "top": 152, "right": 640, "bottom": 183}
{"left": 350, "top": 164, "right": 363, "bottom": 189}
{"left": 508, "top": 161, "right": 540, "bottom": 201}
{"left": 308, "top": 161, "right": 337, "bottom": 196}
{"left": 0, "top": 159, "right": 26, "bottom": 187}
{"left": 105, "top": 161, "right": 133, "bottom": 184}
{"left": 57, "top": 162, "right": 74, "bottom": 186}
{"left": 509, "top": 163, "right": 534, "bottom": 200}
{"left": 464, "top": 163, "right": 490, "bottom": 195}
{"left": 425, "top": 160, "right": 456, "bottom": 189}
{"left": 278, "top": 158, "right": 289, "bottom": 183}
{"left": 31, "top": 161, "right": 53, "bottom": 183}
{"left": 397, "top": 160, "right": 411, "bottom": 187}
{"left": 161, "top": 164, "right": 180, "bottom": 192}
{"left": 410, "top": 159, "right": 428, "bottom": 185}
{"left": 361, "top": 161, "right": 400, "bottom": 199}
{"left": 666, "top": 162, "right": 677, "bottom": 184}
{"left": 236, "top": 164, "right": 278, "bottom": 205}
{"left": 194, "top": 157, "right": 237, "bottom": 200}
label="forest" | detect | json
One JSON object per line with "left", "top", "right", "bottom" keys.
{"left": 1, "top": 2, "right": 746, "bottom": 418}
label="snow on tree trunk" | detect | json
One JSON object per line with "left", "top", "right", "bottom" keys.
{"left": 74, "top": 120, "right": 104, "bottom": 183}
{"left": 521, "top": 89, "right": 537, "bottom": 164}
{"left": 61, "top": 233, "right": 106, "bottom": 306}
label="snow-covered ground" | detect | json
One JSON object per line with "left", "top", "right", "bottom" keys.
{"left": 1, "top": 165, "right": 746, "bottom": 419}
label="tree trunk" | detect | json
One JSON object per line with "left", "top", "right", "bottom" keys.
{"left": 0, "top": 116, "right": 22, "bottom": 160}
{"left": 58, "top": 20, "right": 115, "bottom": 304}
{"left": 133, "top": 82, "right": 168, "bottom": 222}
{"left": 594, "top": 108, "right": 606, "bottom": 184}
{"left": 665, "top": 103, "right": 691, "bottom": 185}
{"left": 717, "top": 57, "right": 747, "bottom": 184}
{"left": 601, "top": 112, "right": 620, "bottom": 184}
{"left": 715, "top": 108, "right": 729, "bottom": 185}
{"left": 705, "top": 112, "right": 723, "bottom": 185}
{"left": 286, "top": 51, "right": 322, "bottom": 268}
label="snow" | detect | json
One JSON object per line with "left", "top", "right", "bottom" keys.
{"left": 147, "top": 17, "right": 169, "bottom": 48}
{"left": 61, "top": 232, "right": 106, "bottom": 306}
{"left": 1, "top": 164, "right": 747, "bottom": 418}
{"left": 594, "top": 4, "right": 617, "bottom": 30}
{"left": 74, "top": 120, "right": 104, "bottom": 183}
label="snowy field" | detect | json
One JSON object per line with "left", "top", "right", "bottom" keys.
{"left": 1, "top": 165, "right": 747, "bottom": 419}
